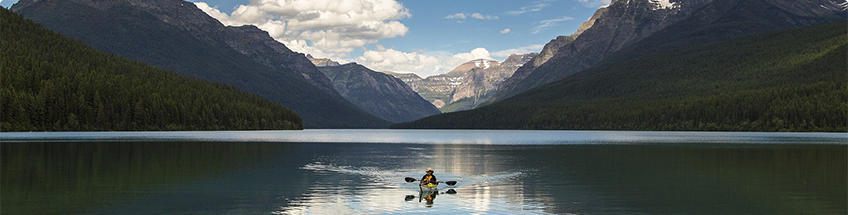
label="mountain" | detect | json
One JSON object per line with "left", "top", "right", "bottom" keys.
{"left": 1, "top": 8, "right": 302, "bottom": 131}
{"left": 394, "top": 22, "right": 847, "bottom": 131}
{"left": 317, "top": 63, "right": 440, "bottom": 123}
{"left": 385, "top": 54, "right": 536, "bottom": 112}
{"left": 381, "top": 71, "right": 423, "bottom": 84}
{"left": 442, "top": 54, "right": 537, "bottom": 112}
{"left": 490, "top": 0, "right": 713, "bottom": 103}
{"left": 306, "top": 54, "right": 342, "bottom": 67}
{"left": 488, "top": 0, "right": 845, "bottom": 103}
{"left": 11, "top": 0, "right": 390, "bottom": 128}
{"left": 386, "top": 69, "right": 461, "bottom": 110}
{"left": 448, "top": 59, "right": 501, "bottom": 75}
{"left": 304, "top": 55, "right": 440, "bottom": 122}
{"left": 488, "top": 6, "right": 607, "bottom": 104}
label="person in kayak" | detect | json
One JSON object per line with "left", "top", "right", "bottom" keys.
{"left": 421, "top": 167, "right": 438, "bottom": 186}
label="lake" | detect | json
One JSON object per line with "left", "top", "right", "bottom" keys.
{"left": 2, "top": 130, "right": 846, "bottom": 214}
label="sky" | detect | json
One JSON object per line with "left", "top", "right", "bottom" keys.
{"left": 2, "top": 0, "right": 611, "bottom": 77}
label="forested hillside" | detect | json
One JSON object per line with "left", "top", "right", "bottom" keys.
{"left": 1, "top": 8, "right": 302, "bottom": 131}
{"left": 393, "top": 22, "right": 848, "bottom": 131}
{"left": 11, "top": 0, "right": 390, "bottom": 128}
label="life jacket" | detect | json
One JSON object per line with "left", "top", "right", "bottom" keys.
{"left": 423, "top": 175, "right": 434, "bottom": 183}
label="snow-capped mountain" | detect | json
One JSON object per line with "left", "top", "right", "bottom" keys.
{"left": 386, "top": 54, "right": 537, "bottom": 112}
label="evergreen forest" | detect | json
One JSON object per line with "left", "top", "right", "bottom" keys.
{"left": 1, "top": 8, "right": 303, "bottom": 131}
{"left": 394, "top": 22, "right": 848, "bottom": 131}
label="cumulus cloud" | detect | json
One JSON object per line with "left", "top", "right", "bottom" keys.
{"left": 443, "top": 12, "right": 498, "bottom": 21}
{"left": 491, "top": 44, "right": 545, "bottom": 58}
{"left": 357, "top": 45, "right": 546, "bottom": 77}
{"left": 500, "top": 28, "right": 511, "bottom": 34}
{"left": 195, "top": 0, "right": 411, "bottom": 59}
{"left": 356, "top": 46, "right": 494, "bottom": 77}
{"left": 531, "top": 16, "right": 574, "bottom": 34}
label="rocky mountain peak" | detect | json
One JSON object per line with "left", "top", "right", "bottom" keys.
{"left": 306, "top": 54, "right": 342, "bottom": 67}
{"left": 502, "top": 53, "right": 539, "bottom": 67}
{"left": 648, "top": 0, "right": 679, "bottom": 10}
{"left": 383, "top": 52, "right": 537, "bottom": 112}
{"left": 11, "top": 0, "right": 391, "bottom": 128}
{"left": 490, "top": 0, "right": 844, "bottom": 105}
{"left": 448, "top": 59, "right": 501, "bottom": 76}
{"left": 317, "top": 63, "right": 440, "bottom": 123}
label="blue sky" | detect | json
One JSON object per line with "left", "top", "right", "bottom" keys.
{"left": 2, "top": 0, "right": 609, "bottom": 77}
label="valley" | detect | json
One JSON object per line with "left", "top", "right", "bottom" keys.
{"left": 4, "top": 0, "right": 845, "bottom": 130}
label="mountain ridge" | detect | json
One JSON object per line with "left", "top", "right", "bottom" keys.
{"left": 12, "top": 0, "right": 390, "bottom": 128}
{"left": 384, "top": 53, "right": 536, "bottom": 112}
{"left": 317, "top": 63, "right": 440, "bottom": 123}
{"left": 1, "top": 7, "right": 303, "bottom": 131}
{"left": 489, "top": 0, "right": 845, "bottom": 104}
{"left": 393, "top": 22, "right": 848, "bottom": 131}
{"left": 489, "top": 0, "right": 714, "bottom": 103}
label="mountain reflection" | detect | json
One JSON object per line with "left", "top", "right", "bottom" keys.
{"left": 278, "top": 143, "right": 847, "bottom": 214}
{"left": 1, "top": 142, "right": 288, "bottom": 215}
{"left": 4, "top": 139, "right": 844, "bottom": 215}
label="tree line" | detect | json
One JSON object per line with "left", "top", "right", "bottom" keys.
{"left": 1, "top": 8, "right": 302, "bottom": 131}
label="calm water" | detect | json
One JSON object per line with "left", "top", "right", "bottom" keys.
{"left": 2, "top": 130, "right": 846, "bottom": 214}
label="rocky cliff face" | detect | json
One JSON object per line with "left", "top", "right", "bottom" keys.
{"left": 318, "top": 63, "right": 441, "bottom": 123}
{"left": 306, "top": 54, "right": 342, "bottom": 67}
{"left": 489, "top": 7, "right": 606, "bottom": 104}
{"left": 491, "top": 0, "right": 845, "bottom": 103}
{"left": 443, "top": 53, "right": 537, "bottom": 112}
{"left": 491, "top": 0, "right": 713, "bottom": 102}
{"left": 388, "top": 71, "right": 463, "bottom": 110}
{"left": 385, "top": 53, "right": 536, "bottom": 112}
{"left": 11, "top": 0, "right": 390, "bottom": 128}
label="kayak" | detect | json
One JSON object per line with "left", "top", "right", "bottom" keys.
{"left": 419, "top": 183, "right": 438, "bottom": 193}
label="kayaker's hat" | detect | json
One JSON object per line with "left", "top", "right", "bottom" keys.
{"left": 426, "top": 167, "right": 433, "bottom": 173}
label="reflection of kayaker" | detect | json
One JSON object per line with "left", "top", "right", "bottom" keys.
{"left": 404, "top": 168, "right": 457, "bottom": 202}
{"left": 421, "top": 189, "right": 437, "bottom": 206}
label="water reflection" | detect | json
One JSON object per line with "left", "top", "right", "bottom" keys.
{"left": 3, "top": 138, "right": 845, "bottom": 215}
{"left": 1, "top": 142, "right": 289, "bottom": 215}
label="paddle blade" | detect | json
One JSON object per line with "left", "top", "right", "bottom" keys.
{"left": 445, "top": 181, "right": 457, "bottom": 186}
{"left": 405, "top": 177, "right": 417, "bottom": 183}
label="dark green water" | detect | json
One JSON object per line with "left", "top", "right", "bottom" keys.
{"left": 2, "top": 130, "right": 846, "bottom": 214}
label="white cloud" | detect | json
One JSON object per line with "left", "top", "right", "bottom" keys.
{"left": 576, "top": 0, "right": 612, "bottom": 7}
{"left": 443, "top": 12, "right": 498, "bottom": 21}
{"left": 491, "top": 44, "right": 545, "bottom": 58}
{"left": 506, "top": 0, "right": 553, "bottom": 15}
{"left": 500, "top": 28, "right": 511, "bottom": 34}
{"left": 195, "top": 0, "right": 411, "bottom": 59}
{"left": 470, "top": 13, "right": 498, "bottom": 20}
{"left": 531, "top": 16, "right": 574, "bottom": 34}
{"left": 356, "top": 47, "right": 493, "bottom": 77}
{"left": 444, "top": 12, "right": 466, "bottom": 19}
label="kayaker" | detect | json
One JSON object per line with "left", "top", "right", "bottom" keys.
{"left": 421, "top": 167, "right": 438, "bottom": 186}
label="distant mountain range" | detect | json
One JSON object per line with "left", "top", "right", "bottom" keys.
{"left": 316, "top": 63, "right": 440, "bottom": 123}
{"left": 385, "top": 54, "right": 536, "bottom": 112}
{"left": 394, "top": 0, "right": 847, "bottom": 131}
{"left": 12, "top": 0, "right": 390, "bottom": 128}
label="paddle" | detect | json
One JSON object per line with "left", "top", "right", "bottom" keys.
{"left": 405, "top": 177, "right": 457, "bottom": 186}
